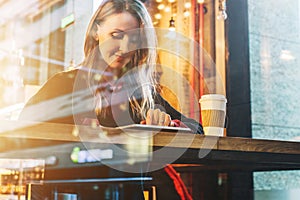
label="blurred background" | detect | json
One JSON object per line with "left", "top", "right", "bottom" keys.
{"left": 0, "top": 0, "right": 300, "bottom": 199}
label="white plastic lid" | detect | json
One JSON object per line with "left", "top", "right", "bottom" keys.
{"left": 199, "top": 94, "right": 227, "bottom": 102}
{"left": 199, "top": 94, "right": 227, "bottom": 110}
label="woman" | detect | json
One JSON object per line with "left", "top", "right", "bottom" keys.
{"left": 82, "top": 0, "right": 203, "bottom": 133}
{"left": 19, "top": 0, "right": 203, "bottom": 199}
{"left": 20, "top": 0, "right": 203, "bottom": 134}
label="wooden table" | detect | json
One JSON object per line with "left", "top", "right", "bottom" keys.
{"left": 1, "top": 120, "right": 300, "bottom": 200}
{"left": 0, "top": 120, "right": 300, "bottom": 173}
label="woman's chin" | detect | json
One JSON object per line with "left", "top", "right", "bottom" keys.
{"left": 108, "top": 64, "right": 123, "bottom": 70}
{"left": 107, "top": 63, "right": 127, "bottom": 75}
{"left": 108, "top": 61, "right": 127, "bottom": 70}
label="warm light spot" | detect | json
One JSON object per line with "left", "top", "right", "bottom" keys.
{"left": 184, "top": 2, "right": 191, "bottom": 8}
{"left": 72, "top": 126, "right": 79, "bottom": 137}
{"left": 164, "top": 6, "right": 171, "bottom": 12}
{"left": 183, "top": 10, "right": 190, "bottom": 17}
{"left": 98, "top": 131, "right": 108, "bottom": 139}
{"left": 91, "top": 119, "right": 98, "bottom": 128}
{"left": 157, "top": 3, "right": 165, "bottom": 10}
{"left": 119, "top": 102, "right": 127, "bottom": 111}
{"left": 154, "top": 13, "right": 162, "bottom": 20}
{"left": 94, "top": 74, "right": 101, "bottom": 81}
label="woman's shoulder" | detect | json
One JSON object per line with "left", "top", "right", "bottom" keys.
{"left": 46, "top": 67, "right": 90, "bottom": 87}
{"left": 27, "top": 68, "right": 85, "bottom": 102}
{"left": 48, "top": 68, "right": 79, "bottom": 82}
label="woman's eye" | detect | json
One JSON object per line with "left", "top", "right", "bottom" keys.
{"left": 111, "top": 32, "right": 140, "bottom": 44}
{"left": 111, "top": 32, "right": 124, "bottom": 39}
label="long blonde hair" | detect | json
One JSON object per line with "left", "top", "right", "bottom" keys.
{"left": 82, "top": 0, "right": 157, "bottom": 120}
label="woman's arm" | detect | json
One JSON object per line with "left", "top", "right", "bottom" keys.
{"left": 154, "top": 94, "right": 204, "bottom": 134}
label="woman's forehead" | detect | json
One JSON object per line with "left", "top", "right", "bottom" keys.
{"left": 99, "top": 12, "right": 140, "bottom": 31}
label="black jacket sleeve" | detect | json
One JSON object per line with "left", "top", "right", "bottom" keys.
{"left": 154, "top": 93, "right": 204, "bottom": 134}
{"left": 18, "top": 69, "right": 87, "bottom": 124}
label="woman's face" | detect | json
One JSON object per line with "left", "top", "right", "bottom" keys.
{"left": 96, "top": 12, "right": 140, "bottom": 70}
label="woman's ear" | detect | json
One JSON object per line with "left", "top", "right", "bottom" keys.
{"left": 94, "top": 24, "right": 100, "bottom": 41}
{"left": 94, "top": 34, "right": 99, "bottom": 41}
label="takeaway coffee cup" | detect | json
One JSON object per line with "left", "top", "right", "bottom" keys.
{"left": 199, "top": 94, "right": 227, "bottom": 136}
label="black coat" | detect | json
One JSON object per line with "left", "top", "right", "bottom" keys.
{"left": 19, "top": 68, "right": 203, "bottom": 200}
{"left": 19, "top": 68, "right": 203, "bottom": 134}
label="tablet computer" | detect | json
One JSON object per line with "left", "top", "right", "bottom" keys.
{"left": 118, "top": 124, "right": 192, "bottom": 133}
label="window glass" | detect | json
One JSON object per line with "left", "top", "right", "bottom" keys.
{"left": 248, "top": 0, "right": 300, "bottom": 198}
{"left": 0, "top": 0, "right": 93, "bottom": 120}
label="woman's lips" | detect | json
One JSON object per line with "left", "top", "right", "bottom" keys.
{"left": 115, "top": 55, "right": 124, "bottom": 62}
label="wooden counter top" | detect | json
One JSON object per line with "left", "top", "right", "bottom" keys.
{"left": 0, "top": 120, "right": 300, "bottom": 172}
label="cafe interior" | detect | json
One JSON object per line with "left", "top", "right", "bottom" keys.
{"left": 0, "top": 0, "right": 300, "bottom": 199}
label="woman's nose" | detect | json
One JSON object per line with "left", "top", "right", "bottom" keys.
{"left": 119, "top": 35, "right": 130, "bottom": 53}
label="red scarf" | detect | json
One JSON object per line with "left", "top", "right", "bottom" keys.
{"left": 164, "top": 164, "right": 193, "bottom": 200}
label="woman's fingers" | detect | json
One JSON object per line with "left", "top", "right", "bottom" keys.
{"left": 146, "top": 109, "right": 153, "bottom": 125}
{"left": 153, "top": 109, "right": 161, "bottom": 125}
{"left": 158, "top": 111, "right": 165, "bottom": 126}
{"left": 164, "top": 113, "right": 171, "bottom": 126}
{"left": 145, "top": 109, "right": 171, "bottom": 126}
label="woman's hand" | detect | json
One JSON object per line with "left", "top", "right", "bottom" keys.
{"left": 140, "top": 109, "right": 172, "bottom": 126}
